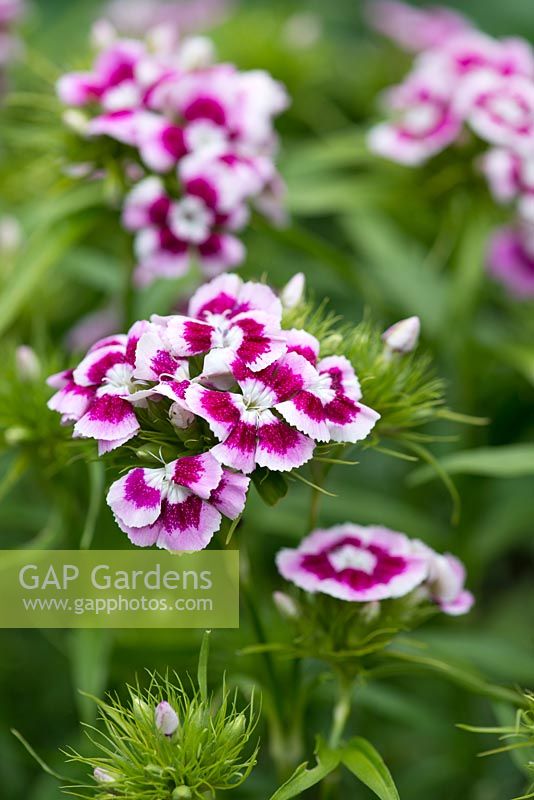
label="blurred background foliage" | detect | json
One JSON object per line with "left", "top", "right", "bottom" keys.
{"left": 1, "top": 1, "right": 534, "bottom": 799}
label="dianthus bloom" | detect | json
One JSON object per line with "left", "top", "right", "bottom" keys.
{"left": 47, "top": 275, "right": 380, "bottom": 549}
{"left": 103, "top": 0, "right": 232, "bottom": 40}
{"left": 57, "top": 30, "right": 289, "bottom": 285}
{"left": 487, "top": 224, "right": 534, "bottom": 298}
{"left": 276, "top": 523, "right": 474, "bottom": 615}
{"left": 365, "top": 1, "right": 471, "bottom": 54}
{"left": 367, "top": 3, "right": 534, "bottom": 300}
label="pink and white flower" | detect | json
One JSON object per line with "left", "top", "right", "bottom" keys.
{"left": 487, "top": 224, "right": 534, "bottom": 298}
{"left": 58, "top": 30, "right": 288, "bottom": 286}
{"left": 104, "top": 0, "right": 233, "bottom": 39}
{"left": 365, "top": 1, "right": 472, "bottom": 54}
{"left": 369, "top": 73, "right": 462, "bottom": 165}
{"left": 107, "top": 451, "right": 249, "bottom": 550}
{"left": 152, "top": 274, "right": 287, "bottom": 381}
{"left": 185, "top": 350, "right": 379, "bottom": 473}
{"left": 47, "top": 323, "right": 149, "bottom": 455}
{"left": 425, "top": 551, "right": 474, "bottom": 615}
{"left": 455, "top": 70, "right": 534, "bottom": 154}
{"left": 276, "top": 524, "right": 430, "bottom": 602}
{"left": 277, "top": 523, "right": 474, "bottom": 615}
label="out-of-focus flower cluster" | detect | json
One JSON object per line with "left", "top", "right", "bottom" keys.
{"left": 57, "top": 27, "right": 289, "bottom": 286}
{"left": 277, "top": 523, "right": 473, "bottom": 616}
{"left": 47, "top": 274, "right": 380, "bottom": 551}
{"left": 103, "top": 0, "right": 233, "bottom": 40}
{"left": 367, "top": 1, "right": 534, "bottom": 299}
{"left": 0, "top": 0, "right": 24, "bottom": 94}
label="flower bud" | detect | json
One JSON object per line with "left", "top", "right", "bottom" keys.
{"left": 273, "top": 591, "right": 299, "bottom": 620}
{"left": 15, "top": 346, "right": 41, "bottom": 381}
{"left": 62, "top": 109, "right": 89, "bottom": 136}
{"left": 90, "top": 19, "right": 117, "bottom": 49}
{"left": 172, "top": 787, "right": 193, "bottom": 799}
{"left": 382, "top": 316, "right": 420, "bottom": 354}
{"left": 169, "top": 402, "right": 195, "bottom": 430}
{"left": 178, "top": 36, "right": 216, "bottom": 71}
{"left": 155, "top": 701, "right": 179, "bottom": 736}
{"left": 132, "top": 695, "right": 151, "bottom": 721}
{"left": 281, "top": 273, "right": 305, "bottom": 309}
{"left": 94, "top": 767, "right": 115, "bottom": 784}
{"left": 360, "top": 600, "right": 380, "bottom": 623}
{"left": 0, "top": 215, "right": 22, "bottom": 253}
{"left": 219, "top": 713, "right": 247, "bottom": 746}
{"left": 4, "top": 426, "right": 30, "bottom": 445}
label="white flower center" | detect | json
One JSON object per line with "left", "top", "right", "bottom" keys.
{"left": 104, "top": 363, "right": 136, "bottom": 392}
{"left": 308, "top": 372, "right": 335, "bottom": 403}
{"left": 242, "top": 380, "right": 275, "bottom": 413}
{"left": 329, "top": 544, "right": 377, "bottom": 575}
{"left": 490, "top": 94, "right": 527, "bottom": 127}
{"left": 169, "top": 196, "right": 213, "bottom": 244}
{"left": 404, "top": 103, "right": 439, "bottom": 134}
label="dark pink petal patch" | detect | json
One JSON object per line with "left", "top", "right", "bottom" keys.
{"left": 124, "top": 468, "right": 162, "bottom": 509}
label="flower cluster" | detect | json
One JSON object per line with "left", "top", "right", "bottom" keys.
{"left": 57, "top": 28, "right": 289, "bottom": 285}
{"left": 47, "top": 274, "right": 380, "bottom": 550}
{"left": 277, "top": 523, "right": 473, "bottom": 616}
{"left": 0, "top": 0, "right": 24, "bottom": 94}
{"left": 367, "top": 1, "right": 534, "bottom": 298}
{"left": 102, "top": 0, "right": 232, "bottom": 40}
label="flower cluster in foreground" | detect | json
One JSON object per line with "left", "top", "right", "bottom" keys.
{"left": 367, "top": 0, "right": 534, "bottom": 299}
{"left": 65, "top": 670, "right": 258, "bottom": 800}
{"left": 57, "top": 27, "right": 288, "bottom": 285}
{"left": 277, "top": 523, "right": 474, "bottom": 616}
{"left": 47, "top": 274, "right": 380, "bottom": 550}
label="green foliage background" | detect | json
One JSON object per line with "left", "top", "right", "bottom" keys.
{"left": 1, "top": 1, "right": 534, "bottom": 798}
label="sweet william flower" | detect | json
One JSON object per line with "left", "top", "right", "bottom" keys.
{"left": 155, "top": 701, "right": 179, "bottom": 735}
{"left": 59, "top": 30, "right": 288, "bottom": 287}
{"left": 47, "top": 323, "right": 149, "bottom": 455}
{"left": 368, "top": 72, "right": 462, "bottom": 166}
{"left": 277, "top": 523, "right": 474, "bottom": 615}
{"left": 455, "top": 70, "right": 534, "bottom": 154}
{"left": 487, "top": 224, "right": 534, "bottom": 298}
{"left": 426, "top": 552, "right": 474, "bottom": 615}
{"left": 186, "top": 350, "right": 379, "bottom": 473}
{"left": 107, "top": 452, "right": 249, "bottom": 550}
{"left": 382, "top": 316, "right": 421, "bottom": 354}
{"left": 365, "top": 1, "right": 472, "bottom": 54}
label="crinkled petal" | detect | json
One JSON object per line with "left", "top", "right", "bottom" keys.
{"left": 209, "top": 469, "right": 250, "bottom": 519}
{"left": 171, "top": 452, "right": 223, "bottom": 499}
{"left": 107, "top": 467, "right": 165, "bottom": 528}
{"left": 255, "top": 411, "right": 315, "bottom": 472}
{"left": 185, "top": 383, "right": 241, "bottom": 439}
{"left": 74, "top": 394, "right": 139, "bottom": 443}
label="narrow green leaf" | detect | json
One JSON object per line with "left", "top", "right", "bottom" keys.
{"left": 0, "top": 215, "right": 98, "bottom": 336}
{"left": 70, "top": 630, "right": 112, "bottom": 725}
{"left": 342, "top": 737, "right": 400, "bottom": 800}
{"left": 11, "top": 729, "right": 68, "bottom": 781}
{"left": 197, "top": 630, "right": 211, "bottom": 703}
{"left": 269, "top": 738, "right": 341, "bottom": 800}
{"left": 409, "top": 445, "right": 534, "bottom": 485}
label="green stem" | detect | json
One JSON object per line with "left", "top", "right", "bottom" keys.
{"left": 328, "top": 675, "right": 353, "bottom": 749}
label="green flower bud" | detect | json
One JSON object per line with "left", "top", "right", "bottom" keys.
{"left": 172, "top": 786, "right": 193, "bottom": 799}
